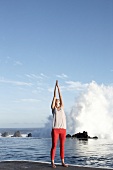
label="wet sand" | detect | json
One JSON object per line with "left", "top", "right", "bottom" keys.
{"left": 0, "top": 161, "right": 112, "bottom": 170}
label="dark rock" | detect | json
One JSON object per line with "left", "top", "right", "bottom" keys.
{"left": 1, "top": 132, "right": 9, "bottom": 137}
{"left": 66, "top": 134, "right": 71, "bottom": 138}
{"left": 13, "top": 131, "right": 22, "bottom": 137}
{"left": 72, "top": 131, "right": 88, "bottom": 139}
{"left": 71, "top": 131, "right": 98, "bottom": 140}
{"left": 28, "top": 133, "right": 32, "bottom": 137}
{"left": 72, "top": 134, "right": 76, "bottom": 138}
{"left": 93, "top": 136, "right": 98, "bottom": 139}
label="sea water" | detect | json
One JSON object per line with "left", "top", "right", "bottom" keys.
{"left": 0, "top": 128, "right": 113, "bottom": 169}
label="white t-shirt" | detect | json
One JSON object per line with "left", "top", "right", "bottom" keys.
{"left": 52, "top": 107, "right": 66, "bottom": 129}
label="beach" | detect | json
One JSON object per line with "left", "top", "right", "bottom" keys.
{"left": 0, "top": 161, "right": 112, "bottom": 170}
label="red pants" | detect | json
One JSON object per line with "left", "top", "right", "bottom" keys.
{"left": 51, "top": 128, "right": 66, "bottom": 160}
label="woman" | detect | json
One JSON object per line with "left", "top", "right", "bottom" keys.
{"left": 51, "top": 80, "right": 68, "bottom": 168}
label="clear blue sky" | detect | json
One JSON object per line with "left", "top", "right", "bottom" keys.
{"left": 0, "top": 0, "right": 113, "bottom": 128}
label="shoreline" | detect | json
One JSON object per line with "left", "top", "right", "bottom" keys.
{"left": 0, "top": 160, "right": 112, "bottom": 170}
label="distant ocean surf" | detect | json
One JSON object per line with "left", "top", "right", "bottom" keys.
{"left": 0, "top": 128, "right": 39, "bottom": 137}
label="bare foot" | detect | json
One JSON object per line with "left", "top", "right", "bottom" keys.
{"left": 62, "top": 163, "right": 68, "bottom": 167}
{"left": 51, "top": 163, "right": 56, "bottom": 168}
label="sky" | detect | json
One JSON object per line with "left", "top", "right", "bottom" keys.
{"left": 0, "top": 0, "right": 113, "bottom": 128}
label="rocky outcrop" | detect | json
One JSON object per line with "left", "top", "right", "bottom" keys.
{"left": 13, "top": 131, "right": 22, "bottom": 137}
{"left": 66, "top": 131, "right": 98, "bottom": 139}
{"left": 27, "top": 133, "right": 32, "bottom": 137}
{"left": 1, "top": 132, "right": 9, "bottom": 137}
{"left": 92, "top": 136, "right": 98, "bottom": 139}
{"left": 66, "top": 134, "right": 71, "bottom": 138}
{"left": 72, "top": 131, "right": 88, "bottom": 139}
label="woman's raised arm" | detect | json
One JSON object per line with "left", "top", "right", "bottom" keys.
{"left": 51, "top": 81, "right": 57, "bottom": 109}
{"left": 56, "top": 81, "right": 64, "bottom": 108}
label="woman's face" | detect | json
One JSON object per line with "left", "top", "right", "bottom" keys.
{"left": 55, "top": 99, "right": 60, "bottom": 108}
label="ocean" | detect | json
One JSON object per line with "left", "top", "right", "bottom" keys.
{"left": 0, "top": 128, "right": 113, "bottom": 169}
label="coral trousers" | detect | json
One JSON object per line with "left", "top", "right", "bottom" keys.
{"left": 51, "top": 128, "right": 66, "bottom": 160}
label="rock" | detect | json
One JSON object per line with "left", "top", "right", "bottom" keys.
{"left": 93, "top": 136, "right": 98, "bottom": 139}
{"left": 1, "top": 132, "right": 9, "bottom": 137}
{"left": 28, "top": 133, "right": 32, "bottom": 137}
{"left": 83, "top": 131, "right": 88, "bottom": 138}
{"left": 71, "top": 131, "right": 98, "bottom": 140}
{"left": 71, "top": 134, "right": 76, "bottom": 138}
{"left": 66, "top": 134, "right": 71, "bottom": 138}
{"left": 13, "top": 131, "right": 22, "bottom": 137}
{"left": 72, "top": 131, "right": 88, "bottom": 139}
